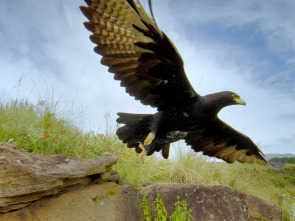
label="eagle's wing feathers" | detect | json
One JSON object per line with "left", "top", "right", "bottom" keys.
{"left": 80, "top": 0, "right": 200, "bottom": 111}
{"left": 185, "top": 119, "right": 267, "bottom": 165}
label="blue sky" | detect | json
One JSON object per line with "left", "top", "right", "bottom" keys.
{"left": 1, "top": 0, "right": 294, "bottom": 154}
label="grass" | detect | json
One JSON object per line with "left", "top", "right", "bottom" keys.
{"left": 0, "top": 98, "right": 123, "bottom": 158}
{"left": 282, "top": 196, "right": 295, "bottom": 221}
{"left": 1, "top": 97, "right": 295, "bottom": 220}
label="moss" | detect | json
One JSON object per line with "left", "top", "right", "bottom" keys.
{"left": 92, "top": 184, "right": 120, "bottom": 202}
{"left": 251, "top": 213, "right": 271, "bottom": 220}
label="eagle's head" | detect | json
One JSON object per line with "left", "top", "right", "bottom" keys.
{"left": 203, "top": 91, "right": 246, "bottom": 115}
{"left": 212, "top": 91, "right": 246, "bottom": 107}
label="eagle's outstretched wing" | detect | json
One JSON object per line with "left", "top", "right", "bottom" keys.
{"left": 185, "top": 119, "right": 267, "bottom": 165}
{"left": 80, "top": 0, "right": 200, "bottom": 111}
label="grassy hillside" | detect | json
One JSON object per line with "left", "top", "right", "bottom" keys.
{"left": 265, "top": 154, "right": 295, "bottom": 160}
{"left": 0, "top": 98, "right": 294, "bottom": 220}
{"left": 270, "top": 157, "right": 295, "bottom": 164}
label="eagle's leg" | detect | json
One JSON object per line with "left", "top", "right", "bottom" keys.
{"left": 137, "top": 131, "right": 156, "bottom": 166}
{"left": 144, "top": 131, "right": 156, "bottom": 146}
{"left": 137, "top": 112, "right": 163, "bottom": 165}
{"left": 137, "top": 142, "right": 147, "bottom": 166}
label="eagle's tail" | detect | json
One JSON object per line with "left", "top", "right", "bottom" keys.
{"left": 116, "top": 112, "right": 153, "bottom": 153}
{"left": 116, "top": 112, "right": 171, "bottom": 159}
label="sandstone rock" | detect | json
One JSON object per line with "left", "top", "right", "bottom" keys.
{"left": 0, "top": 143, "right": 118, "bottom": 213}
{"left": 141, "top": 183, "right": 282, "bottom": 221}
{"left": 0, "top": 182, "right": 141, "bottom": 221}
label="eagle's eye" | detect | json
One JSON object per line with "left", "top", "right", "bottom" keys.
{"left": 231, "top": 93, "right": 239, "bottom": 99}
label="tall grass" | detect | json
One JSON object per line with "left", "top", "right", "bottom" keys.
{"left": 0, "top": 97, "right": 294, "bottom": 220}
{"left": 0, "top": 98, "right": 122, "bottom": 158}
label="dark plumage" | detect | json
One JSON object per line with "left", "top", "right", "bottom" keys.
{"left": 80, "top": 0, "right": 267, "bottom": 165}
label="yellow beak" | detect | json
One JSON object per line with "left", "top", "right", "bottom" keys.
{"left": 234, "top": 97, "right": 246, "bottom": 105}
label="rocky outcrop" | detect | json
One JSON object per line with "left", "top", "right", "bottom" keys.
{"left": 141, "top": 183, "right": 282, "bottom": 221}
{"left": 0, "top": 143, "right": 119, "bottom": 213}
{"left": 0, "top": 143, "right": 282, "bottom": 221}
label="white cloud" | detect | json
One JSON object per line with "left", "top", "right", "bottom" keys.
{"left": 173, "top": 0, "right": 295, "bottom": 52}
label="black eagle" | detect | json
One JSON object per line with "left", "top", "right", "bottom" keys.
{"left": 80, "top": 0, "right": 268, "bottom": 165}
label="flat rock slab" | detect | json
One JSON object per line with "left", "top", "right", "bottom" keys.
{"left": 0, "top": 143, "right": 118, "bottom": 212}
{"left": 141, "top": 183, "right": 282, "bottom": 221}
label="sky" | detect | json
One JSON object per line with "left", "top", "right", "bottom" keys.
{"left": 0, "top": 0, "right": 294, "bottom": 155}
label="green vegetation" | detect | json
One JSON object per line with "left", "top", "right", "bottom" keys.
{"left": 169, "top": 196, "right": 193, "bottom": 221}
{"left": 140, "top": 194, "right": 153, "bottom": 221}
{"left": 0, "top": 97, "right": 295, "bottom": 220}
{"left": 154, "top": 192, "right": 168, "bottom": 220}
{"left": 140, "top": 193, "right": 193, "bottom": 221}
{"left": 270, "top": 157, "right": 295, "bottom": 164}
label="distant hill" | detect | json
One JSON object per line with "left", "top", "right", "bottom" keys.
{"left": 265, "top": 153, "right": 295, "bottom": 160}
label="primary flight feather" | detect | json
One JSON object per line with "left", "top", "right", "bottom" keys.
{"left": 80, "top": 0, "right": 267, "bottom": 165}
